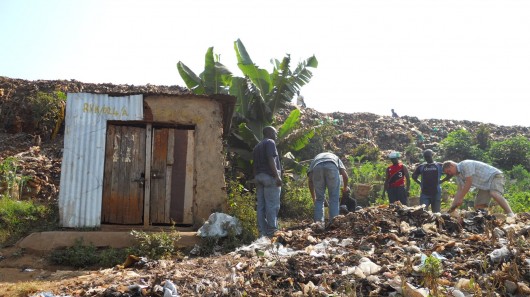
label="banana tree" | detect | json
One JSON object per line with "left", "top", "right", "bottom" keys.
{"left": 177, "top": 39, "right": 318, "bottom": 176}
{"left": 232, "top": 38, "right": 318, "bottom": 140}
{"left": 177, "top": 47, "right": 232, "bottom": 95}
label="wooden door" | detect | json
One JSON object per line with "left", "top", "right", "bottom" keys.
{"left": 102, "top": 125, "right": 146, "bottom": 224}
{"left": 149, "top": 128, "right": 194, "bottom": 225}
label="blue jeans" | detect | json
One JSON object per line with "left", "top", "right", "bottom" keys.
{"left": 255, "top": 173, "right": 281, "bottom": 237}
{"left": 420, "top": 192, "right": 442, "bottom": 213}
{"left": 312, "top": 162, "right": 340, "bottom": 222}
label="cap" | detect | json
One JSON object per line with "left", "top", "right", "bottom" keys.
{"left": 423, "top": 149, "right": 434, "bottom": 158}
{"left": 388, "top": 151, "right": 400, "bottom": 159}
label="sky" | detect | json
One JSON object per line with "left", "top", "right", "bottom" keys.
{"left": 1, "top": 0, "right": 530, "bottom": 127}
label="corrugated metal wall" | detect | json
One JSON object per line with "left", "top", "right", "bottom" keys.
{"left": 59, "top": 93, "right": 143, "bottom": 227}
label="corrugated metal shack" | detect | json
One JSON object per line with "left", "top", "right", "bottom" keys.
{"left": 59, "top": 92, "right": 235, "bottom": 228}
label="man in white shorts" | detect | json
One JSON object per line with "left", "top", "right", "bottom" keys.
{"left": 442, "top": 160, "right": 515, "bottom": 217}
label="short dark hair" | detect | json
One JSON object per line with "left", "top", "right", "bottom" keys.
{"left": 423, "top": 149, "right": 433, "bottom": 158}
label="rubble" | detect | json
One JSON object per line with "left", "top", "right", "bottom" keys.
{"left": 20, "top": 206, "right": 529, "bottom": 296}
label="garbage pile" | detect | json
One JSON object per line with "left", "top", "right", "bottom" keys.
{"left": 0, "top": 134, "right": 61, "bottom": 201}
{"left": 38, "top": 205, "right": 529, "bottom": 296}
{"left": 276, "top": 106, "right": 530, "bottom": 163}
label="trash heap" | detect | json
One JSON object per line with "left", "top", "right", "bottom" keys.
{"left": 0, "top": 134, "right": 62, "bottom": 201}
{"left": 42, "top": 205, "right": 529, "bottom": 297}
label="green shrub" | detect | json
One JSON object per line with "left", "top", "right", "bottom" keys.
{"left": 128, "top": 229, "right": 180, "bottom": 260}
{"left": 226, "top": 180, "right": 258, "bottom": 242}
{"left": 505, "top": 191, "right": 530, "bottom": 213}
{"left": 489, "top": 135, "right": 530, "bottom": 171}
{"left": 440, "top": 129, "right": 486, "bottom": 162}
{"left": 0, "top": 195, "right": 52, "bottom": 246}
{"left": 352, "top": 143, "right": 380, "bottom": 162}
{"left": 98, "top": 248, "right": 129, "bottom": 267}
{"left": 279, "top": 178, "right": 313, "bottom": 219}
{"left": 349, "top": 156, "right": 386, "bottom": 184}
{"left": 295, "top": 119, "right": 338, "bottom": 161}
{"left": 0, "top": 157, "right": 31, "bottom": 199}
{"left": 50, "top": 239, "right": 128, "bottom": 268}
{"left": 50, "top": 238, "right": 99, "bottom": 268}
{"left": 29, "top": 91, "right": 66, "bottom": 139}
{"left": 475, "top": 125, "right": 491, "bottom": 150}
{"left": 421, "top": 254, "right": 442, "bottom": 296}
{"left": 506, "top": 165, "right": 530, "bottom": 191}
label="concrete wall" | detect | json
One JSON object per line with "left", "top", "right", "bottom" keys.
{"left": 145, "top": 95, "right": 227, "bottom": 227}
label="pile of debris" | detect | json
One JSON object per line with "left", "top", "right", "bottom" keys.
{"left": 0, "top": 133, "right": 61, "bottom": 201}
{"left": 277, "top": 106, "right": 530, "bottom": 163}
{"left": 33, "top": 205, "right": 529, "bottom": 296}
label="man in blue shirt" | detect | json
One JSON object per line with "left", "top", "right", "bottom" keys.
{"left": 253, "top": 126, "right": 282, "bottom": 237}
{"left": 412, "top": 149, "right": 450, "bottom": 212}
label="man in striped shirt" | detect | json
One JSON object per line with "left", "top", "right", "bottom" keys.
{"left": 442, "top": 160, "right": 515, "bottom": 217}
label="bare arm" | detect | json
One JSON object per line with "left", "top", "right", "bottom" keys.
{"left": 449, "top": 176, "right": 472, "bottom": 212}
{"left": 382, "top": 170, "right": 389, "bottom": 198}
{"left": 411, "top": 167, "right": 421, "bottom": 185}
{"left": 308, "top": 172, "right": 315, "bottom": 202}
{"left": 268, "top": 156, "right": 281, "bottom": 186}
{"left": 339, "top": 168, "right": 349, "bottom": 192}
{"left": 404, "top": 165, "right": 411, "bottom": 193}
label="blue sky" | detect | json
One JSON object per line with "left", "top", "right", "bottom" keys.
{"left": 1, "top": 0, "right": 530, "bottom": 126}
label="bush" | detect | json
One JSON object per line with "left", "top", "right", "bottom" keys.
{"left": 352, "top": 143, "right": 380, "bottom": 162}
{"left": 475, "top": 125, "right": 491, "bottom": 150}
{"left": 505, "top": 191, "right": 530, "bottom": 213}
{"left": 226, "top": 180, "right": 258, "bottom": 242}
{"left": 128, "top": 229, "right": 180, "bottom": 260}
{"left": 50, "top": 238, "right": 99, "bottom": 268}
{"left": 0, "top": 195, "right": 53, "bottom": 246}
{"left": 50, "top": 239, "right": 129, "bottom": 268}
{"left": 489, "top": 136, "right": 530, "bottom": 171}
{"left": 440, "top": 129, "right": 486, "bottom": 162}
{"left": 29, "top": 91, "right": 66, "bottom": 139}
{"left": 279, "top": 178, "right": 313, "bottom": 219}
{"left": 295, "top": 119, "right": 339, "bottom": 161}
{"left": 0, "top": 157, "right": 30, "bottom": 199}
{"left": 98, "top": 248, "right": 129, "bottom": 267}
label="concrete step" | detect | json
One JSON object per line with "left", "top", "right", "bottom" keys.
{"left": 17, "top": 229, "right": 200, "bottom": 252}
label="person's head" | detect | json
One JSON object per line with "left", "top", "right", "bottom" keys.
{"left": 263, "top": 126, "right": 277, "bottom": 140}
{"left": 423, "top": 149, "right": 434, "bottom": 163}
{"left": 388, "top": 151, "right": 401, "bottom": 165}
{"left": 442, "top": 161, "right": 458, "bottom": 176}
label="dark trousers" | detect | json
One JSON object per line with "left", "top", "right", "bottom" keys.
{"left": 388, "top": 187, "right": 408, "bottom": 205}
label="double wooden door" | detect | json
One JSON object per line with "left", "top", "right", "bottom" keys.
{"left": 101, "top": 124, "right": 194, "bottom": 225}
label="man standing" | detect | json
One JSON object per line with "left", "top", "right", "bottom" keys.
{"left": 382, "top": 151, "right": 410, "bottom": 205}
{"left": 412, "top": 149, "right": 450, "bottom": 212}
{"left": 253, "top": 126, "right": 282, "bottom": 238}
{"left": 308, "top": 152, "right": 349, "bottom": 222}
{"left": 442, "top": 160, "right": 515, "bottom": 217}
